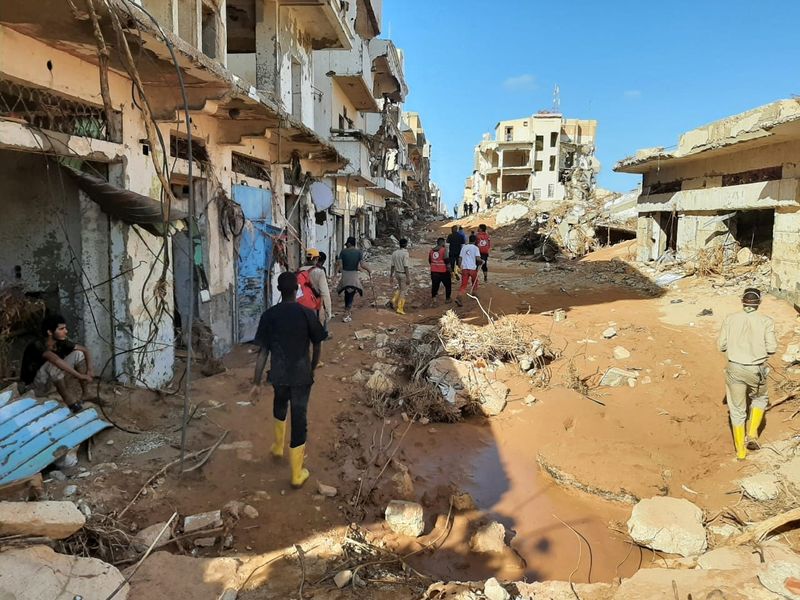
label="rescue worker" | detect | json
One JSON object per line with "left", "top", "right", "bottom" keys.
{"left": 446, "top": 225, "right": 463, "bottom": 275}
{"left": 455, "top": 234, "right": 482, "bottom": 306}
{"left": 389, "top": 238, "right": 411, "bottom": 315}
{"left": 251, "top": 272, "right": 325, "bottom": 488}
{"left": 297, "top": 248, "right": 331, "bottom": 339}
{"left": 429, "top": 237, "right": 451, "bottom": 305}
{"left": 476, "top": 223, "right": 492, "bottom": 282}
{"left": 718, "top": 288, "right": 777, "bottom": 459}
{"left": 335, "top": 236, "right": 371, "bottom": 322}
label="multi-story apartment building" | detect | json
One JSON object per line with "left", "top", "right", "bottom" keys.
{"left": 0, "top": 0, "right": 425, "bottom": 388}
{"left": 460, "top": 112, "right": 597, "bottom": 215}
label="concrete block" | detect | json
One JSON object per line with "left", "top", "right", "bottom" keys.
{"left": 0, "top": 501, "right": 85, "bottom": 539}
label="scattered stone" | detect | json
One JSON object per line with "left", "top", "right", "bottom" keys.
{"left": 385, "top": 500, "right": 425, "bottom": 537}
{"left": 697, "top": 547, "right": 760, "bottom": 570}
{"left": 133, "top": 521, "right": 173, "bottom": 552}
{"left": 697, "top": 308, "right": 713, "bottom": 317}
{"left": 740, "top": 473, "right": 780, "bottom": 501}
{"left": 613, "top": 346, "right": 631, "bottom": 360}
{"left": 366, "top": 370, "right": 395, "bottom": 394}
{"left": 518, "top": 355, "right": 534, "bottom": 372}
{"left": 62, "top": 484, "right": 78, "bottom": 498}
{"left": 523, "top": 394, "right": 537, "bottom": 406}
{"left": 483, "top": 577, "right": 510, "bottom": 600}
{"left": 375, "top": 333, "right": 389, "bottom": 348}
{"left": 412, "top": 324, "right": 436, "bottom": 340}
{"left": 0, "top": 501, "right": 85, "bottom": 539}
{"left": 737, "top": 246, "right": 754, "bottom": 265}
{"left": 0, "top": 545, "right": 128, "bottom": 599}
{"left": 49, "top": 470, "right": 66, "bottom": 482}
{"left": 354, "top": 329, "right": 374, "bottom": 340}
{"left": 194, "top": 537, "right": 217, "bottom": 548}
{"left": 317, "top": 482, "right": 338, "bottom": 498}
{"left": 334, "top": 569, "right": 353, "bottom": 589}
{"left": 553, "top": 309, "right": 567, "bottom": 322}
{"left": 223, "top": 500, "right": 245, "bottom": 519}
{"left": 627, "top": 496, "right": 707, "bottom": 557}
{"left": 76, "top": 500, "right": 92, "bottom": 519}
{"left": 599, "top": 367, "right": 639, "bottom": 387}
{"left": 242, "top": 505, "right": 259, "bottom": 519}
{"left": 469, "top": 521, "right": 507, "bottom": 555}
{"left": 451, "top": 491, "right": 477, "bottom": 511}
{"left": 183, "top": 510, "right": 223, "bottom": 534}
{"left": 707, "top": 523, "right": 740, "bottom": 540}
{"left": 641, "top": 376, "right": 652, "bottom": 385}
{"left": 602, "top": 327, "right": 617, "bottom": 339}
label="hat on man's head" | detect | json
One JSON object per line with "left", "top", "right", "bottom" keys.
{"left": 742, "top": 287, "right": 762, "bottom": 306}
{"left": 305, "top": 248, "right": 320, "bottom": 258}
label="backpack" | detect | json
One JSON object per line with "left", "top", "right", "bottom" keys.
{"left": 296, "top": 267, "right": 321, "bottom": 311}
{"left": 476, "top": 231, "right": 490, "bottom": 253}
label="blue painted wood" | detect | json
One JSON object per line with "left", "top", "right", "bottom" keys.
{"left": 0, "top": 394, "right": 110, "bottom": 485}
{"left": 235, "top": 185, "right": 274, "bottom": 342}
{"left": 0, "top": 390, "right": 13, "bottom": 409}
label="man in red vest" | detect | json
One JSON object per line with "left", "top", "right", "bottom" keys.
{"left": 476, "top": 224, "right": 492, "bottom": 282}
{"left": 429, "top": 237, "right": 452, "bottom": 306}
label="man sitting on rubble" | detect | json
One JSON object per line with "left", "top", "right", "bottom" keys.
{"left": 20, "top": 314, "right": 94, "bottom": 412}
{"left": 718, "top": 288, "right": 777, "bottom": 460}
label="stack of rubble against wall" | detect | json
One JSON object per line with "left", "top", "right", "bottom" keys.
{"left": 0, "top": 0, "right": 437, "bottom": 389}
{"left": 615, "top": 98, "right": 800, "bottom": 305}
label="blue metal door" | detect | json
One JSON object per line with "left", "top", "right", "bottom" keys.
{"left": 235, "top": 185, "right": 274, "bottom": 342}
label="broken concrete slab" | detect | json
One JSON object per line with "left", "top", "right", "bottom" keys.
{"left": 412, "top": 324, "right": 437, "bottom": 341}
{"left": 514, "top": 580, "right": 615, "bottom": 599}
{"left": 183, "top": 510, "right": 223, "bottom": 533}
{"left": 627, "top": 496, "right": 706, "bottom": 557}
{"left": 354, "top": 329, "right": 375, "bottom": 340}
{"left": 375, "top": 333, "right": 389, "bottom": 348}
{"left": 615, "top": 567, "right": 777, "bottom": 599}
{"left": 740, "top": 472, "right": 781, "bottom": 501}
{"left": 426, "top": 356, "right": 508, "bottom": 415}
{"left": 126, "top": 551, "right": 241, "bottom": 600}
{"left": 469, "top": 521, "right": 507, "bottom": 555}
{"left": 0, "top": 545, "right": 127, "bottom": 599}
{"left": 696, "top": 546, "right": 760, "bottom": 570}
{"left": 600, "top": 367, "right": 638, "bottom": 387}
{"left": 602, "top": 327, "right": 617, "bottom": 339}
{"left": 0, "top": 500, "right": 85, "bottom": 539}
{"left": 759, "top": 560, "right": 800, "bottom": 600}
{"left": 385, "top": 500, "right": 424, "bottom": 537}
{"left": 613, "top": 346, "right": 631, "bottom": 360}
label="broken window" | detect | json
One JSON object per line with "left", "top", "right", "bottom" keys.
{"left": 534, "top": 160, "right": 543, "bottom": 172}
{"left": 722, "top": 166, "right": 782, "bottom": 187}
{"left": 226, "top": 0, "right": 256, "bottom": 83}
{"left": 549, "top": 156, "right": 556, "bottom": 171}
{"left": 232, "top": 152, "right": 271, "bottom": 182}
{"left": 504, "top": 126, "right": 513, "bottom": 142}
{"left": 291, "top": 58, "right": 302, "bottom": 121}
{"left": 564, "top": 151, "right": 575, "bottom": 169}
{"left": 535, "top": 135, "right": 544, "bottom": 151}
{"left": 201, "top": 3, "right": 218, "bottom": 58}
{"left": 731, "top": 209, "right": 775, "bottom": 257}
{"left": 532, "top": 188, "right": 542, "bottom": 200}
{"left": 550, "top": 132, "right": 558, "bottom": 147}
{"left": 170, "top": 133, "right": 210, "bottom": 163}
{"left": 648, "top": 180, "right": 682, "bottom": 195}
{"left": 338, "top": 106, "right": 352, "bottom": 130}
{"left": 548, "top": 183, "right": 555, "bottom": 198}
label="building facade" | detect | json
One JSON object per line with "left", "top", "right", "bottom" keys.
{"left": 615, "top": 99, "right": 800, "bottom": 304}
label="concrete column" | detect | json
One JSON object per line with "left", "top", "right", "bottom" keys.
{"left": 772, "top": 206, "right": 800, "bottom": 302}
{"left": 255, "top": 0, "right": 279, "bottom": 95}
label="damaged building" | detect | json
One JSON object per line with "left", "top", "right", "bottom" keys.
{"left": 0, "top": 0, "right": 435, "bottom": 390}
{"left": 459, "top": 111, "right": 598, "bottom": 216}
{"left": 615, "top": 98, "right": 800, "bottom": 304}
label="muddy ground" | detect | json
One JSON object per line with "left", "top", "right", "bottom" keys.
{"left": 19, "top": 218, "right": 800, "bottom": 599}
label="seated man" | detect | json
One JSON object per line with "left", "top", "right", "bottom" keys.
{"left": 20, "top": 314, "right": 93, "bottom": 412}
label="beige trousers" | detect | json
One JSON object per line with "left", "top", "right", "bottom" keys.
{"left": 394, "top": 274, "right": 407, "bottom": 298}
{"left": 32, "top": 350, "right": 85, "bottom": 397}
{"left": 724, "top": 361, "right": 768, "bottom": 426}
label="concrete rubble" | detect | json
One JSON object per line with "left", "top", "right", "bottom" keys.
{"left": 0, "top": 500, "right": 85, "bottom": 539}
{"left": 627, "top": 496, "right": 707, "bottom": 557}
{"left": 385, "top": 500, "right": 425, "bottom": 537}
{"left": 469, "top": 521, "right": 508, "bottom": 555}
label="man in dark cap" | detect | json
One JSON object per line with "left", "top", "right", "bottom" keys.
{"left": 251, "top": 271, "right": 325, "bottom": 488}
{"left": 718, "top": 287, "right": 777, "bottom": 460}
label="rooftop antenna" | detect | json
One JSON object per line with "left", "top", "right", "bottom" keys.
{"left": 553, "top": 84, "right": 561, "bottom": 113}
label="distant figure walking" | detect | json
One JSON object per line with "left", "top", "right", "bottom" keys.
{"left": 476, "top": 223, "right": 492, "bottom": 282}
{"left": 429, "top": 237, "right": 452, "bottom": 305}
{"left": 390, "top": 238, "right": 411, "bottom": 315}
{"left": 336, "top": 236, "right": 371, "bottom": 322}
{"left": 718, "top": 288, "right": 777, "bottom": 460}
{"left": 455, "top": 234, "right": 482, "bottom": 306}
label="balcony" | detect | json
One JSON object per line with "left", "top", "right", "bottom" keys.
{"left": 280, "top": 0, "right": 354, "bottom": 50}
{"left": 317, "top": 40, "right": 378, "bottom": 111}
{"left": 330, "top": 133, "right": 373, "bottom": 187}
{"left": 369, "top": 176, "right": 402, "bottom": 199}
{"left": 369, "top": 39, "right": 407, "bottom": 102}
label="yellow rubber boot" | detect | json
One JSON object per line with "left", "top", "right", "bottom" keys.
{"left": 396, "top": 298, "right": 406, "bottom": 315}
{"left": 747, "top": 407, "right": 765, "bottom": 450}
{"left": 270, "top": 419, "right": 286, "bottom": 459}
{"left": 733, "top": 424, "right": 747, "bottom": 461}
{"left": 289, "top": 444, "right": 310, "bottom": 488}
{"left": 391, "top": 290, "right": 400, "bottom": 308}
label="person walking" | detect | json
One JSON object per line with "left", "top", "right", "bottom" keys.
{"left": 390, "top": 238, "right": 411, "bottom": 315}
{"left": 297, "top": 248, "right": 332, "bottom": 339}
{"left": 446, "top": 225, "right": 463, "bottom": 275}
{"left": 457, "top": 226, "right": 467, "bottom": 244}
{"left": 455, "top": 234, "right": 482, "bottom": 306}
{"left": 429, "top": 237, "right": 451, "bottom": 305}
{"left": 251, "top": 272, "right": 325, "bottom": 488}
{"left": 476, "top": 223, "right": 492, "bottom": 282}
{"left": 718, "top": 288, "right": 777, "bottom": 460}
{"left": 335, "top": 236, "right": 371, "bottom": 322}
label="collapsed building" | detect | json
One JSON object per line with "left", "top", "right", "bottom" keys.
{"left": 0, "top": 0, "right": 438, "bottom": 389}
{"left": 615, "top": 98, "right": 800, "bottom": 305}
{"left": 458, "top": 111, "right": 598, "bottom": 216}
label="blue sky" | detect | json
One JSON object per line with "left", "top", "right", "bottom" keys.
{"left": 382, "top": 0, "right": 800, "bottom": 213}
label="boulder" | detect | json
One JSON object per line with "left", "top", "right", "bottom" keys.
{"left": 133, "top": 521, "right": 172, "bottom": 552}
{"left": 385, "top": 500, "right": 424, "bottom": 537}
{"left": 0, "top": 545, "right": 127, "bottom": 599}
{"left": 626, "top": 497, "right": 706, "bottom": 557}
{"left": 469, "top": 521, "right": 507, "bottom": 555}
{"left": 740, "top": 473, "right": 780, "bottom": 501}
{"left": 737, "top": 247, "right": 754, "bottom": 265}
{"left": 496, "top": 203, "right": 530, "bottom": 226}
{"left": 483, "top": 577, "right": 510, "bottom": 600}
{"left": 0, "top": 501, "right": 85, "bottom": 539}
{"left": 696, "top": 547, "right": 760, "bottom": 570}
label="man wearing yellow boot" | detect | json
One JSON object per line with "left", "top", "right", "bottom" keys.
{"left": 389, "top": 238, "right": 411, "bottom": 315}
{"left": 251, "top": 272, "right": 325, "bottom": 488}
{"left": 718, "top": 288, "right": 777, "bottom": 460}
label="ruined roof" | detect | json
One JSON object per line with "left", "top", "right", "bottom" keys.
{"left": 615, "top": 98, "right": 800, "bottom": 174}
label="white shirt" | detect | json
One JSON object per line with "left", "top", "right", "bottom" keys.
{"left": 460, "top": 244, "right": 481, "bottom": 270}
